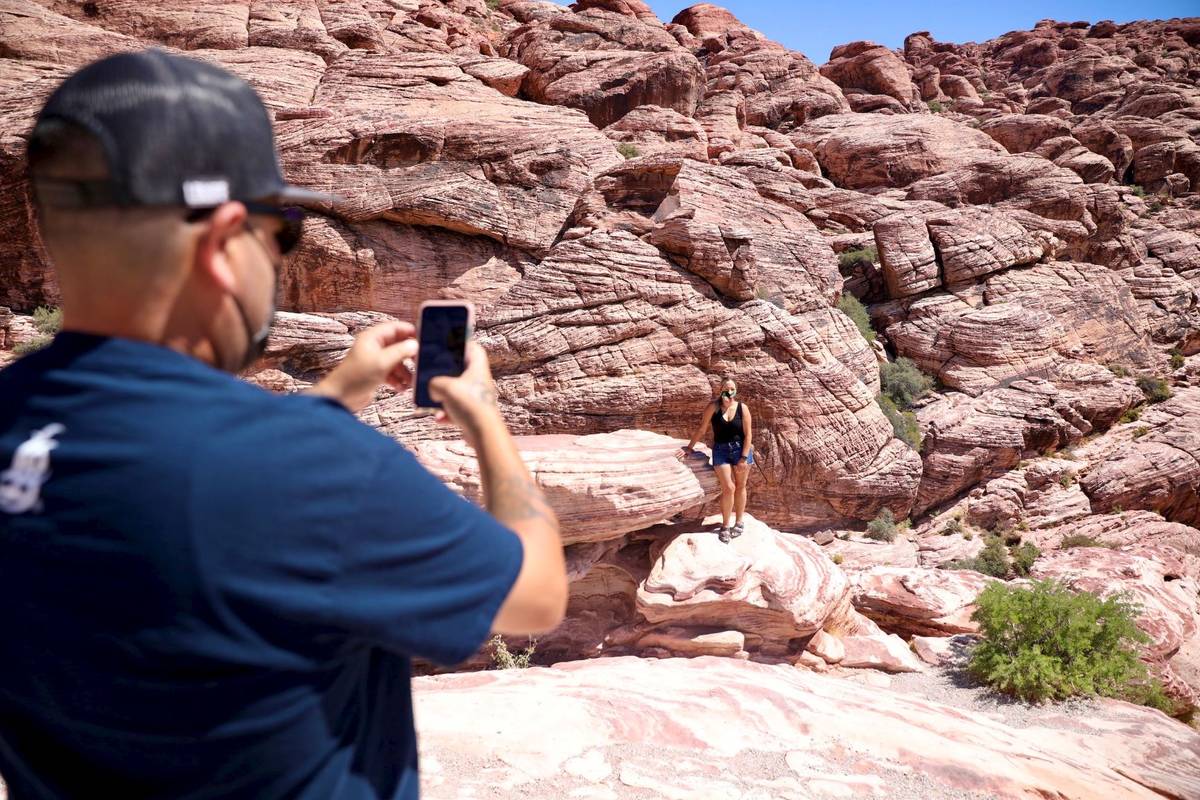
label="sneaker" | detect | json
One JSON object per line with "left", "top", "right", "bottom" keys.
{"left": 731, "top": 521, "right": 744, "bottom": 539}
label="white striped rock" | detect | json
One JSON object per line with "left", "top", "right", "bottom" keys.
{"left": 414, "top": 655, "right": 1200, "bottom": 800}
{"left": 849, "top": 566, "right": 996, "bottom": 637}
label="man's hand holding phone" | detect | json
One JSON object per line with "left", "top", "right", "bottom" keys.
{"left": 427, "top": 340, "right": 502, "bottom": 448}
{"left": 307, "top": 321, "right": 418, "bottom": 413}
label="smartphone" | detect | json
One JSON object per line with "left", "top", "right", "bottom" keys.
{"left": 414, "top": 301, "right": 475, "bottom": 409}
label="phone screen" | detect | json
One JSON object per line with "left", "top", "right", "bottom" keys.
{"left": 414, "top": 304, "right": 470, "bottom": 409}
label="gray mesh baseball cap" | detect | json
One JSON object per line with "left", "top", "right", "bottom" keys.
{"left": 29, "top": 48, "right": 338, "bottom": 209}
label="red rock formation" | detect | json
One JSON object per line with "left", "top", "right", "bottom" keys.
{"left": 1079, "top": 388, "right": 1200, "bottom": 525}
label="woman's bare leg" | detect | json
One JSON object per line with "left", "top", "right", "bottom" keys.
{"left": 715, "top": 464, "right": 734, "bottom": 527}
{"left": 733, "top": 463, "right": 749, "bottom": 523}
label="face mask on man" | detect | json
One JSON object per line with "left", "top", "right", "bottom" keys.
{"left": 231, "top": 287, "right": 274, "bottom": 372}
{"left": 229, "top": 225, "right": 277, "bottom": 372}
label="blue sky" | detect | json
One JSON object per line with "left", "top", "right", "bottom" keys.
{"left": 641, "top": 1, "right": 1198, "bottom": 63}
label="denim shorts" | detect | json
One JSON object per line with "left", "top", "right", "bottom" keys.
{"left": 712, "top": 440, "right": 754, "bottom": 467}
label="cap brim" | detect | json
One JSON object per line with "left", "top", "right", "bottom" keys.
{"left": 270, "top": 185, "right": 345, "bottom": 208}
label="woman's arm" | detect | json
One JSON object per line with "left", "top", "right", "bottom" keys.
{"left": 684, "top": 402, "right": 714, "bottom": 452}
{"left": 741, "top": 404, "right": 753, "bottom": 458}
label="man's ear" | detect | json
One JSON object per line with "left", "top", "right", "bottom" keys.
{"left": 192, "top": 201, "right": 247, "bottom": 292}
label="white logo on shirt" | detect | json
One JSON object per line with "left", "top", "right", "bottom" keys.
{"left": 0, "top": 423, "right": 65, "bottom": 515}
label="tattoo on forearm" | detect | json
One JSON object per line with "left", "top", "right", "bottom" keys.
{"left": 487, "top": 471, "right": 557, "bottom": 528}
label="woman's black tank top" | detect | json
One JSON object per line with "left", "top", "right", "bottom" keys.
{"left": 712, "top": 402, "right": 744, "bottom": 444}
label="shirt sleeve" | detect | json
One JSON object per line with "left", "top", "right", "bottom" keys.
{"left": 325, "top": 441, "right": 525, "bottom": 666}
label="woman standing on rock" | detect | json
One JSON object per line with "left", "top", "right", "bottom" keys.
{"left": 680, "top": 377, "right": 754, "bottom": 543}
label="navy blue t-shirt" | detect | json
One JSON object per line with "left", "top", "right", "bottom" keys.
{"left": 0, "top": 333, "right": 524, "bottom": 799}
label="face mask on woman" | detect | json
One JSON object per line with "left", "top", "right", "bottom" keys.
{"left": 720, "top": 389, "right": 736, "bottom": 400}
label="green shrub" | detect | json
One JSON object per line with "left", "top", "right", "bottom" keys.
{"left": 12, "top": 306, "right": 61, "bottom": 356}
{"left": 615, "top": 142, "right": 640, "bottom": 159}
{"left": 1059, "top": 472, "right": 1076, "bottom": 489}
{"left": 1061, "top": 533, "right": 1111, "bottom": 549}
{"left": 927, "top": 100, "right": 945, "bottom": 114}
{"left": 1016, "top": 519, "right": 1029, "bottom": 532}
{"left": 880, "top": 357, "right": 934, "bottom": 408}
{"left": 32, "top": 306, "right": 62, "bottom": 335}
{"left": 837, "top": 246, "right": 877, "bottom": 270}
{"left": 13, "top": 336, "right": 53, "bottom": 356}
{"left": 831, "top": 553, "right": 844, "bottom": 565}
{"left": 1107, "top": 363, "right": 1130, "bottom": 378}
{"left": 837, "top": 293, "right": 875, "bottom": 343}
{"left": 1130, "top": 184, "right": 1147, "bottom": 198}
{"left": 1133, "top": 426, "right": 1149, "bottom": 439}
{"left": 866, "top": 508, "right": 898, "bottom": 542}
{"left": 968, "top": 580, "right": 1165, "bottom": 707}
{"left": 945, "top": 535, "right": 1010, "bottom": 578}
{"left": 1120, "top": 406, "right": 1143, "bottom": 423}
{"left": 963, "top": 531, "right": 974, "bottom": 540}
{"left": 1169, "top": 349, "right": 1184, "bottom": 370}
{"left": 486, "top": 0, "right": 501, "bottom": 8}
{"left": 942, "top": 518, "right": 963, "bottom": 536}
{"left": 1010, "top": 542, "right": 1041, "bottom": 577}
{"left": 876, "top": 394, "right": 921, "bottom": 450}
{"left": 1136, "top": 376, "right": 1171, "bottom": 404}
{"left": 489, "top": 635, "right": 537, "bottom": 669}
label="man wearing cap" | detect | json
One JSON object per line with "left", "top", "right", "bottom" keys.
{"left": 0, "top": 49, "right": 567, "bottom": 799}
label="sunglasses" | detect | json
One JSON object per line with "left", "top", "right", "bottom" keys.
{"left": 185, "top": 202, "right": 305, "bottom": 255}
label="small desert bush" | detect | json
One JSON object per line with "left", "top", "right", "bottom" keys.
{"left": 837, "top": 245, "right": 877, "bottom": 270}
{"left": 927, "top": 100, "right": 945, "bottom": 114}
{"left": 1061, "top": 534, "right": 1112, "bottom": 549}
{"left": 489, "top": 635, "right": 537, "bottom": 669}
{"left": 1120, "top": 405, "right": 1143, "bottom": 423}
{"left": 12, "top": 305, "right": 61, "bottom": 355}
{"left": 1132, "top": 426, "right": 1149, "bottom": 439}
{"left": 946, "top": 535, "right": 1011, "bottom": 578}
{"left": 880, "top": 357, "right": 934, "bottom": 408}
{"left": 1059, "top": 472, "right": 1076, "bottom": 489}
{"left": 837, "top": 293, "right": 875, "bottom": 343}
{"left": 1107, "top": 363, "right": 1130, "bottom": 378}
{"left": 866, "top": 508, "right": 898, "bottom": 542}
{"left": 968, "top": 580, "right": 1168, "bottom": 708}
{"left": 1129, "top": 184, "right": 1147, "bottom": 198}
{"left": 1169, "top": 349, "right": 1184, "bottom": 370}
{"left": 877, "top": 394, "right": 921, "bottom": 449}
{"left": 831, "top": 553, "right": 845, "bottom": 565}
{"left": 1009, "top": 542, "right": 1041, "bottom": 577}
{"left": 1136, "top": 376, "right": 1171, "bottom": 404}
{"left": 942, "top": 517, "right": 963, "bottom": 536}
{"left": 615, "top": 142, "right": 640, "bottom": 159}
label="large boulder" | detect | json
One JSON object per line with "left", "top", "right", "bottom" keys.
{"left": 414, "top": 429, "right": 719, "bottom": 545}
{"left": 916, "top": 365, "right": 1142, "bottom": 513}
{"left": 849, "top": 566, "right": 996, "bottom": 637}
{"left": 819, "top": 40, "right": 919, "bottom": 108}
{"left": 500, "top": 4, "right": 706, "bottom": 127}
{"left": 278, "top": 51, "right": 624, "bottom": 254}
{"left": 1079, "top": 388, "right": 1200, "bottom": 525}
{"left": 791, "top": 114, "right": 1007, "bottom": 190}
